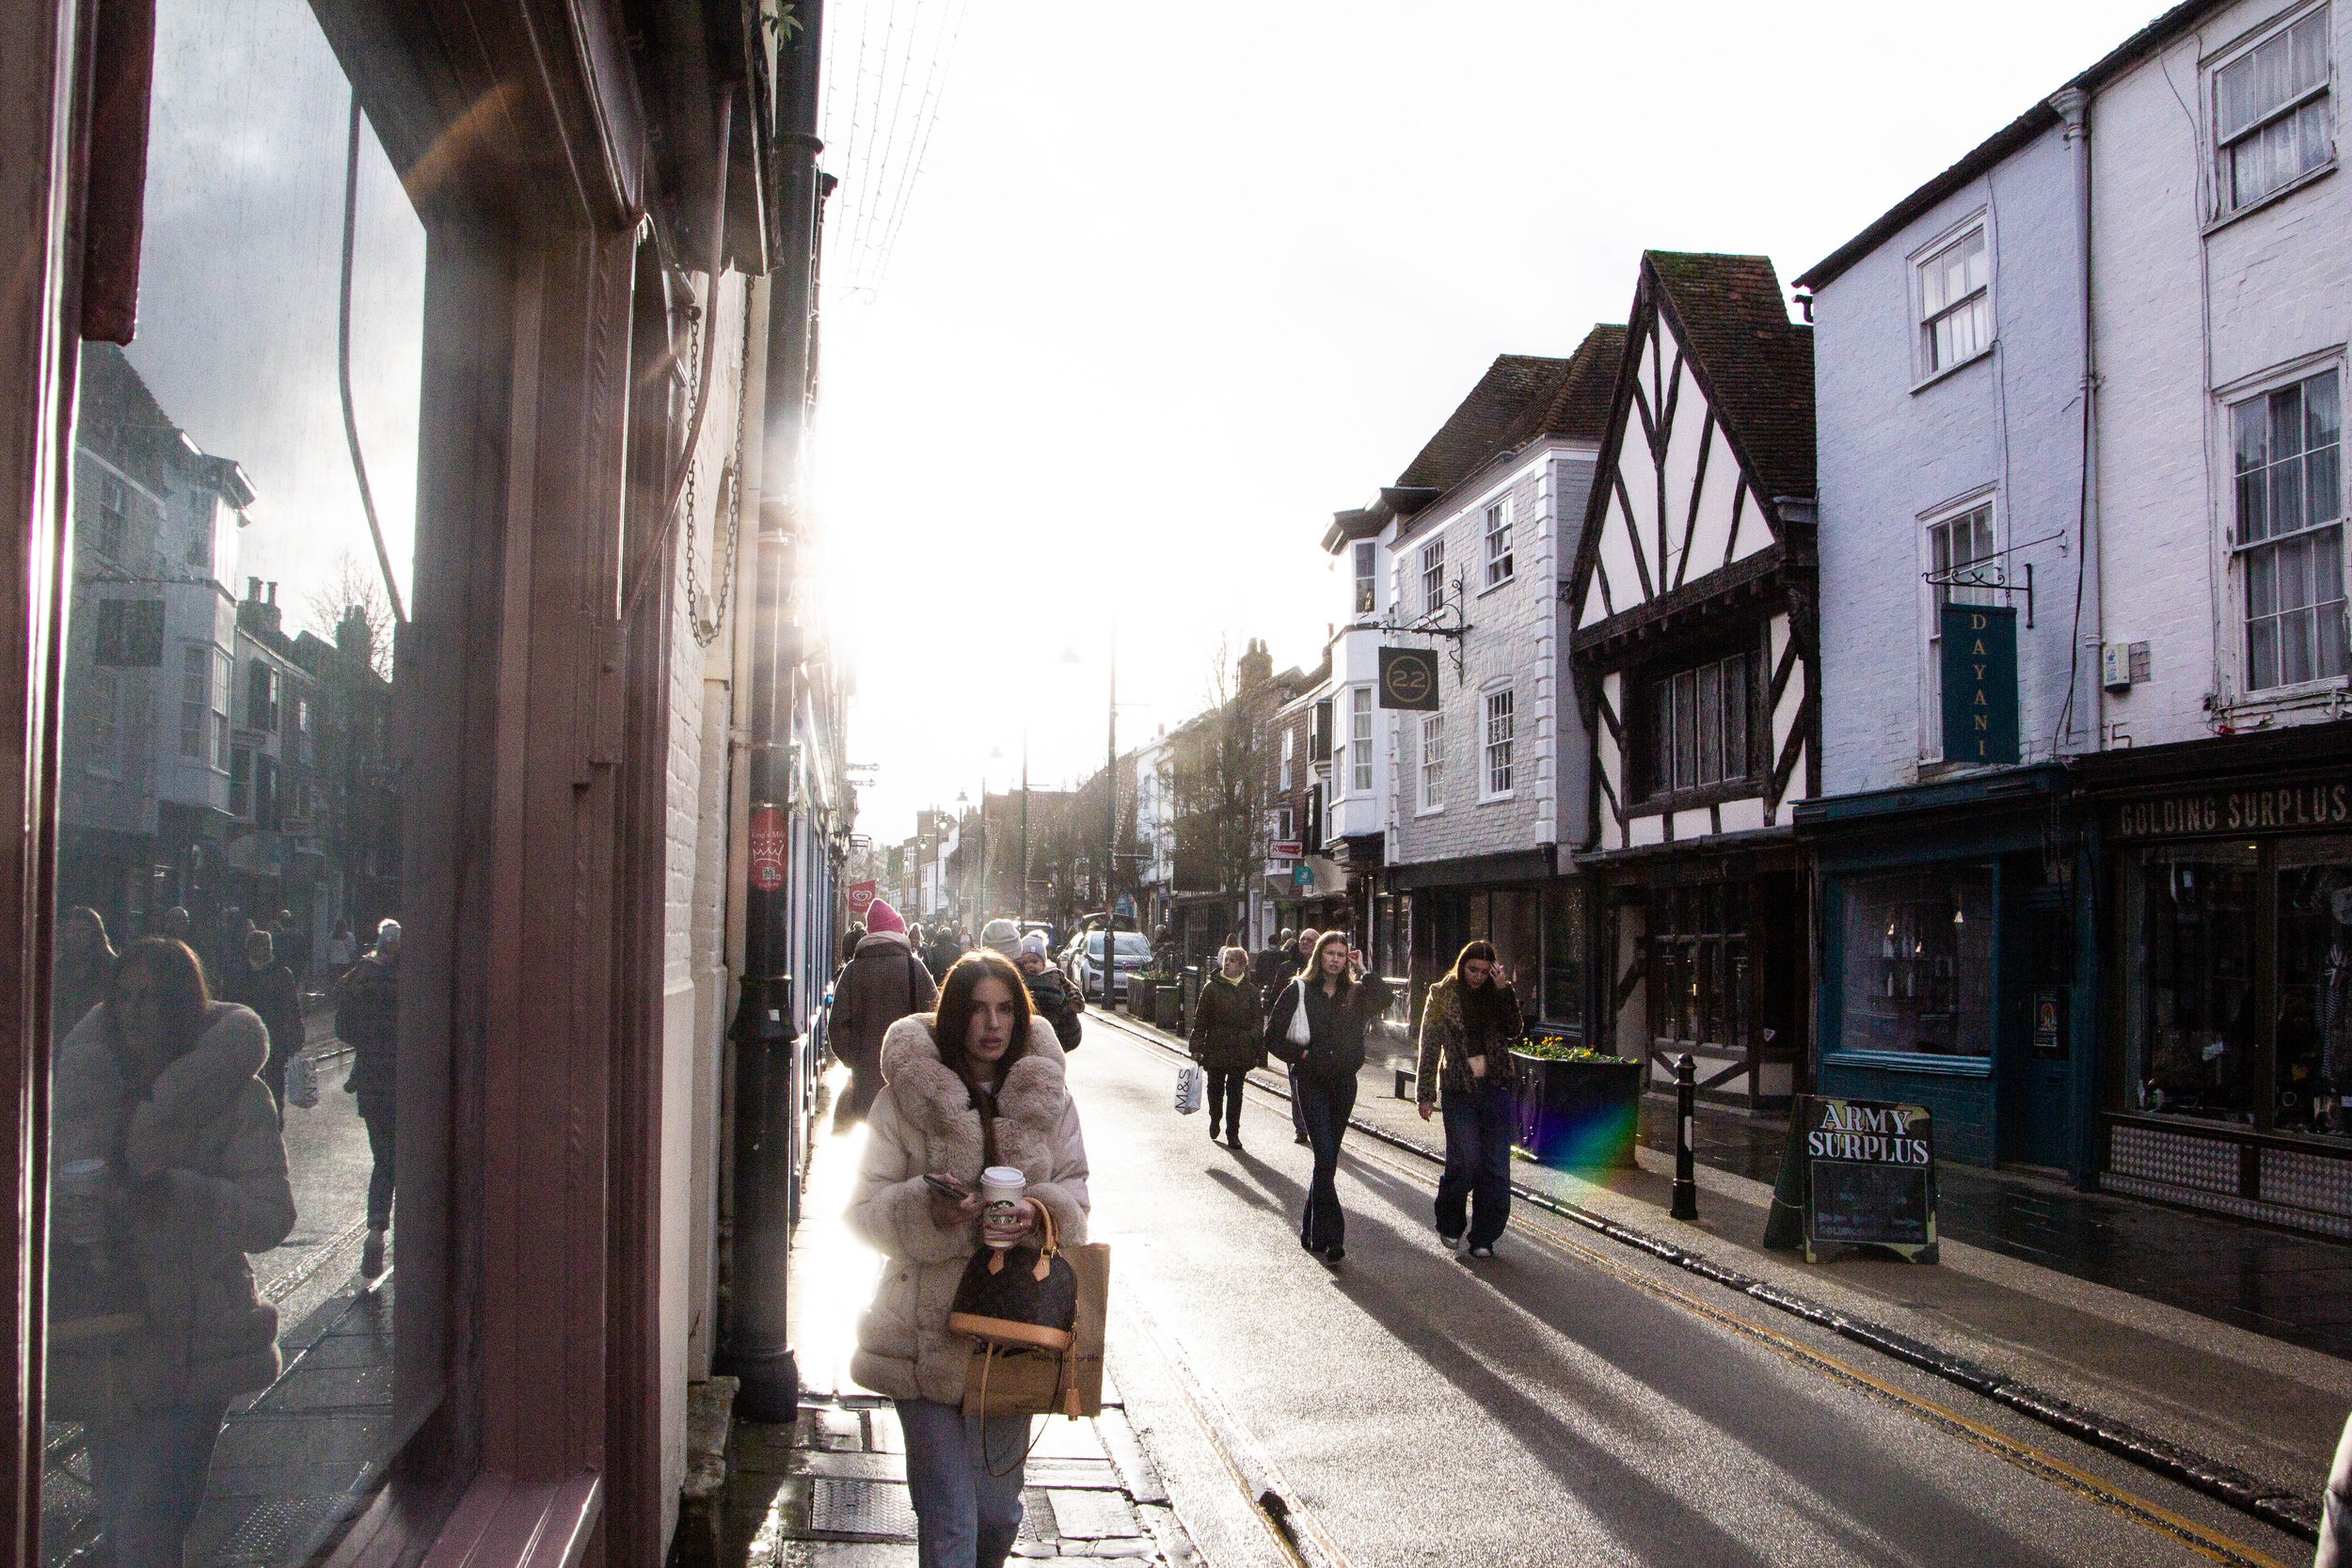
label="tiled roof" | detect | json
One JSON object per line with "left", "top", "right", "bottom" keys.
{"left": 1644, "top": 251, "right": 1813, "bottom": 500}
{"left": 1393, "top": 324, "right": 1629, "bottom": 496}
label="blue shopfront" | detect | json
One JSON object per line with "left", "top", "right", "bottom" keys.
{"left": 1796, "top": 766, "right": 2097, "bottom": 1180}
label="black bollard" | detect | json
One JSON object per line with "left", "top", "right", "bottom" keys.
{"left": 1671, "top": 1053, "right": 1699, "bottom": 1221}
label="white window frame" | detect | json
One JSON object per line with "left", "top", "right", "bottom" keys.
{"left": 1280, "top": 725, "right": 1295, "bottom": 791}
{"left": 1349, "top": 686, "right": 1374, "bottom": 795}
{"left": 1482, "top": 497, "right": 1515, "bottom": 589}
{"left": 1911, "top": 214, "right": 1993, "bottom": 386}
{"left": 1352, "top": 541, "right": 1377, "bottom": 618}
{"left": 1918, "top": 490, "right": 2004, "bottom": 759}
{"left": 2228, "top": 362, "right": 2346, "bottom": 697}
{"left": 1420, "top": 537, "right": 1447, "bottom": 619}
{"left": 83, "top": 666, "right": 121, "bottom": 778}
{"left": 2209, "top": 3, "right": 2335, "bottom": 222}
{"left": 1419, "top": 712, "right": 1445, "bottom": 814}
{"left": 1482, "top": 685, "right": 1516, "bottom": 800}
{"left": 179, "top": 643, "right": 209, "bottom": 761}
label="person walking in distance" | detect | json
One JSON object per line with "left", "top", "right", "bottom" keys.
{"left": 48, "top": 937, "right": 294, "bottom": 1568}
{"left": 224, "top": 928, "right": 305, "bottom": 1126}
{"left": 1249, "top": 927, "right": 1294, "bottom": 1012}
{"left": 1016, "top": 931, "right": 1084, "bottom": 1053}
{"left": 830, "top": 899, "right": 937, "bottom": 1128}
{"left": 326, "top": 918, "right": 356, "bottom": 979}
{"left": 1189, "top": 946, "right": 1264, "bottom": 1150}
{"left": 54, "top": 905, "right": 118, "bottom": 1039}
{"left": 1417, "top": 940, "right": 1522, "bottom": 1259}
{"left": 336, "top": 918, "right": 401, "bottom": 1281}
{"left": 1264, "top": 931, "right": 1393, "bottom": 1264}
{"left": 849, "top": 953, "right": 1089, "bottom": 1568}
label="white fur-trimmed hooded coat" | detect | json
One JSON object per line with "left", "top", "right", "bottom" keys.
{"left": 848, "top": 1014, "right": 1089, "bottom": 1403}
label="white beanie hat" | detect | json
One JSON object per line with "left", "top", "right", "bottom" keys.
{"left": 1019, "top": 931, "right": 1050, "bottom": 961}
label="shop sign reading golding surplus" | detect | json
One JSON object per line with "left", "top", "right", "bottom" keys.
{"left": 1939, "top": 604, "right": 2018, "bottom": 766}
{"left": 1377, "top": 646, "right": 1440, "bottom": 711}
{"left": 1763, "top": 1096, "right": 1939, "bottom": 1263}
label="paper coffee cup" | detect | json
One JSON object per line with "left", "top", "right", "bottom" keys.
{"left": 978, "top": 1165, "right": 1027, "bottom": 1249}
{"left": 56, "top": 1158, "right": 107, "bottom": 1247}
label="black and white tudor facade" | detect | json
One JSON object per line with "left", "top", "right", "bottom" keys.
{"left": 1567, "top": 250, "right": 1819, "bottom": 1108}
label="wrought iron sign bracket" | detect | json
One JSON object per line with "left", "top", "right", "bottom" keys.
{"left": 1922, "top": 561, "right": 2035, "bottom": 628}
{"left": 1372, "top": 573, "right": 1475, "bottom": 682}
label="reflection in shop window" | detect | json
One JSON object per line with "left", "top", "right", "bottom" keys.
{"left": 1836, "top": 868, "right": 1994, "bottom": 1056}
{"left": 44, "top": 0, "right": 431, "bottom": 1560}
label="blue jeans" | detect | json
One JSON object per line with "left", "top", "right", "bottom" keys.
{"left": 1437, "top": 1083, "right": 1515, "bottom": 1248}
{"left": 1295, "top": 1070, "right": 1358, "bottom": 1253}
{"left": 1288, "top": 1064, "right": 1308, "bottom": 1139}
{"left": 88, "top": 1399, "right": 229, "bottom": 1568}
{"left": 896, "top": 1397, "right": 1030, "bottom": 1568}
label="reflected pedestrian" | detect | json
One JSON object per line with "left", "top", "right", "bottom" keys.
{"left": 831, "top": 900, "right": 937, "bottom": 1128}
{"left": 224, "top": 928, "right": 304, "bottom": 1126}
{"left": 55, "top": 906, "right": 118, "bottom": 1038}
{"left": 336, "top": 918, "right": 401, "bottom": 1282}
{"left": 1189, "top": 946, "right": 1263, "bottom": 1150}
{"left": 48, "top": 936, "right": 294, "bottom": 1568}
{"left": 849, "top": 952, "right": 1089, "bottom": 1568}
{"left": 1264, "top": 931, "right": 1393, "bottom": 1264}
{"left": 326, "top": 918, "right": 356, "bottom": 978}
{"left": 1417, "top": 940, "right": 1520, "bottom": 1259}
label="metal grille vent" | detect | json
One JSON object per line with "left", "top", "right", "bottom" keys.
{"left": 807, "top": 1478, "right": 919, "bottom": 1541}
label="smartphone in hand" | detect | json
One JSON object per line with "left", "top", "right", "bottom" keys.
{"left": 921, "top": 1173, "right": 969, "bottom": 1199}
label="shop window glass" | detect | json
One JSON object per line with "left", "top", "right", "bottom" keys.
{"left": 2277, "top": 836, "right": 2352, "bottom": 1138}
{"left": 1489, "top": 889, "right": 1539, "bottom": 1029}
{"left": 45, "top": 0, "right": 436, "bottom": 1560}
{"left": 1646, "top": 880, "right": 1751, "bottom": 1051}
{"left": 2122, "top": 847, "right": 2261, "bottom": 1123}
{"left": 1836, "top": 867, "right": 1994, "bottom": 1056}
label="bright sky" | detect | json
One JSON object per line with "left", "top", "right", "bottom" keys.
{"left": 815, "top": 0, "right": 2165, "bottom": 846}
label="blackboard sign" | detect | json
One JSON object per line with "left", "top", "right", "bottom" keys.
{"left": 1762, "top": 1096, "right": 1939, "bottom": 1263}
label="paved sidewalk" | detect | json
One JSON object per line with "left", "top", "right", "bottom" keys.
{"left": 1102, "top": 1006, "right": 2352, "bottom": 1510}
{"left": 700, "top": 1073, "right": 1199, "bottom": 1568}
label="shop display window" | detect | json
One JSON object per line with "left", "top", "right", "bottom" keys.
{"left": 1836, "top": 867, "right": 1994, "bottom": 1056}
{"left": 2276, "top": 837, "right": 2352, "bottom": 1138}
{"left": 2122, "top": 846, "right": 2261, "bottom": 1125}
{"left": 1539, "top": 881, "right": 1586, "bottom": 1032}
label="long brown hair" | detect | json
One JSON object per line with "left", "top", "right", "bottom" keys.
{"left": 931, "top": 950, "right": 1034, "bottom": 1085}
{"left": 1448, "top": 939, "right": 1499, "bottom": 988}
{"left": 1449, "top": 939, "right": 1518, "bottom": 1030}
{"left": 1308, "top": 930, "right": 1353, "bottom": 996}
{"left": 106, "top": 937, "right": 211, "bottom": 1086}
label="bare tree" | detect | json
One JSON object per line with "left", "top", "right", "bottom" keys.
{"left": 1169, "top": 636, "right": 1274, "bottom": 919}
{"left": 304, "top": 550, "right": 395, "bottom": 682}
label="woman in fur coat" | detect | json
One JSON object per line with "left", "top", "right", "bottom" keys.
{"left": 49, "top": 937, "right": 296, "bottom": 1567}
{"left": 849, "top": 950, "right": 1089, "bottom": 1568}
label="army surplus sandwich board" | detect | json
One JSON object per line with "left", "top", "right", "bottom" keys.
{"left": 1762, "top": 1095, "right": 1939, "bottom": 1264}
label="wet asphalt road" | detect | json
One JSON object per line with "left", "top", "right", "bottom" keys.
{"left": 1071, "top": 1011, "right": 2306, "bottom": 1568}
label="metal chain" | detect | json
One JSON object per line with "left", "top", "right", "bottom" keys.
{"left": 681, "top": 285, "right": 750, "bottom": 647}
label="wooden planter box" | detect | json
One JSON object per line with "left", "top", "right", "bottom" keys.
{"left": 1511, "top": 1053, "right": 1642, "bottom": 1169}
{"left": 1154, "top": 984, "right": 1184, "bottom": 1033}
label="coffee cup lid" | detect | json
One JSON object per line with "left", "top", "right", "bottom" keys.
{"left": 980, "top": 1165, "right": 1025, "bottom": 1186}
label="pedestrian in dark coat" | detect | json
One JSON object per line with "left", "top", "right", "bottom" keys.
{"left": 335, "top": 919, "right": 401, "bottom": 1281}
{"left": 1017, "top": 932, "right": 1084, "bottom": 1052}
{"left": 830, "top": 899, "right": 938, "bottom": 1127}
{"left": 54, "top": 906, "right": 118, "bottom": 1039}
{"left": 1416, "top": 940, "right": 1522, "bottom": 1258}
{"left": 1263, "top": 932, "right": 1394, "bottom": 1263}
{"left": 1189, "top": 947, "right": 1264, "bottom": 1148}
{"left": 223, "top": 928, "right": 305, "bottom": 1125}
{"left": 1249, "top": 929, "right": 1294, "bottom": 1011}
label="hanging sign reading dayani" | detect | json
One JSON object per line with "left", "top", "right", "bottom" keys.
{"left": 1377, "top": 646, "right": 1440, "bottom": 711}
{"left": 1763, "top": 1096, "right": 1939, "bottom": 1263}
{"left": 1940, "top": 604, "right": 2019, "bottom": 766}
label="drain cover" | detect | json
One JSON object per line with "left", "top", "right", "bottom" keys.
{"left": 807, "top": 1478, "right": 918, "bottom": 1541}
{"left": 216, "top": 1494, "right": 360, "bottom": 1562}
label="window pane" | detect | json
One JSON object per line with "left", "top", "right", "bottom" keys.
{"left": 1696, "top": 662, "right": 1722, "bottom": 784}
{"left": 2122, "top": 847, "right": 2262, "bottom": 1122}
{"left": 1654, "top": 676, "right": 1675, "bottom": 797}
{"left": 1673, "top": 671, "right": 1697, "bottom": 790}
{"left": 2250, "top": 613, "right": 2282, "bottom": 690}
{"left": 1837, "top": 867, "right": 1995, "bottom": 1056}
{"left": 48, "top": 0, "right": 436, "bottom": 1555}
{"left": 1725, "top": 654, "right": 1751, "bottom": 779}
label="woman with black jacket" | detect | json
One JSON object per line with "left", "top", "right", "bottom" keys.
{"left": 1188, "top": 946, "right": 1264, "bottom": 1149}
{"left": 1263, "top": 931, "right": 1394, "bottom": 1263}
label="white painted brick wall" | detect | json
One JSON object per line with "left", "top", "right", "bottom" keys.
{"left": 2092, "top": 2, "right": 2352, "bottom": 747}
{"left": 1813, "top": 126, "right": 2088, "bottom": 798}
{"left": 1391, "top": 443, "right": 1594, "bottom": 868}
